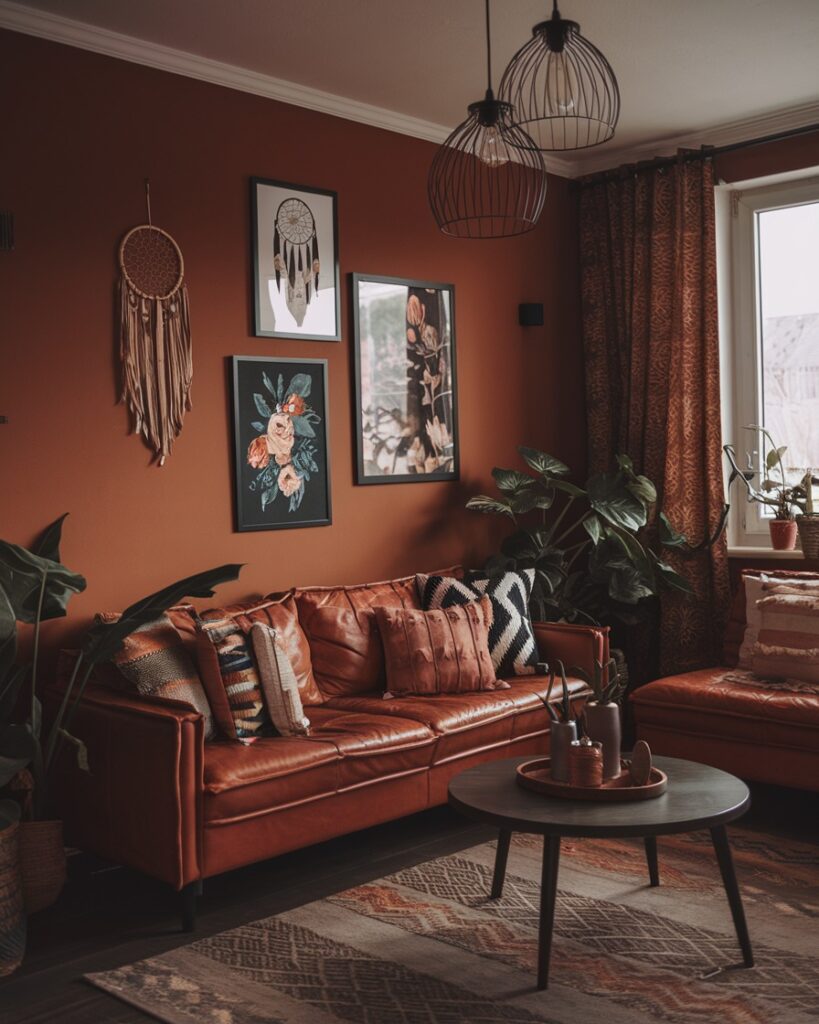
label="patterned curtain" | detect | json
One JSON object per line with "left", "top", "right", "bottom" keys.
{"left": 580, "top": 156, "right": 730, "bottom": 676}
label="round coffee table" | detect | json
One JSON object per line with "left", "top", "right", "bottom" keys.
{"left": 448, "top": 754, "right": 753, "bottom": 990}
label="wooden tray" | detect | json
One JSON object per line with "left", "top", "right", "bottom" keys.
{"left": 516, "top": 757, "right": 668, "bottom": 802}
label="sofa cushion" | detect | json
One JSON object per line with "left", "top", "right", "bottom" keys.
{"left": 250, "top": 623, "right": 311, "bottom": 736}
{"left": 417, "top": 569, "right": 539, "bottom": 677}
{"left": 375, "top": 598, "right": 505, "bottom": 697}
{"left": 196, "top": 617, "right": 273, "bottom": 741}
{"left": 304, "top": 707, "right": 436, "bottom": 788}
{"left": 295, "top": 567, "right": 462, "bottom": 699}
{"left": 727, "top": 569, "right": 819, "bottom": 668}
{"left": 753, "top": 592, "right": 819, "bottom": 684}
{"left": 203, "top": 737, "right": 340, "bottom": 822}
{"left": 203, "top": 593, "right": 322, "bottom": 706}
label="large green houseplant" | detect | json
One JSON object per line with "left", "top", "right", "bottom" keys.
{"left": 466, "top": 446, "right": 693, "bottom": 627}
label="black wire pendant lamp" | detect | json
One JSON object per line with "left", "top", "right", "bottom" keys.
{"left": 428, "top": 0, "right": 547, "bottom": 239}
{"left": 499, "top": 0, "right": 620, "bottom": 151}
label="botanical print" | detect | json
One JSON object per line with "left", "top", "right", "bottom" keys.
{"left": 232, "top": 357, "right": 330, "bottom": 531}
{"left": 251, "top": 178, "right": 340, "bottom": 340}
{"left": 353, "top": 276, "right": 458, "bottom": 483}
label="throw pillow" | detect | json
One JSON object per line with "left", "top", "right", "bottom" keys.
{"left": 374, "top": 597, "right": 505, "bottom": 696}
{"left": 109, "top": 612, "right": 216, "bottom": 740}
{"left": 417, "top": 569, "right": 539, "bottom": 677}
{"left": 752, "top": 592, "right": 819, "bottom": 684}
{"left": 250, "top": 623, "right": 311, "bottom": 736}
{"left": 196, "top": 616, "right": 274, "bottom": 741}
{"left": 738, "top": 571, "right": 819, "bottom": 668}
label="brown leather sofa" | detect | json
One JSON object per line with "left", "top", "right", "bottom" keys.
{"left": 632, "top": 569, "right": 819, "bottom": 791}
{"left": 50, "top": 570, "right": 604, "bottom": 926}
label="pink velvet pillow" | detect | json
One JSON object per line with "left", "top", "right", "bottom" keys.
{"left": 374, "top": 597, "right": 507, "bottom": 696}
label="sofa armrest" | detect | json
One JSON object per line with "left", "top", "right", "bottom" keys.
{"left": 47, "top": 682, "right": 204, "bottom": 889}
{"left": 532, "top": 622, "right": 610, "bottom": 678}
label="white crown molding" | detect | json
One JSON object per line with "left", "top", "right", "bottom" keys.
{"left": 574, "top": 100, "right": 819, "bottom": 177}
{"left": 0, "top": 0, "right": 577, "bottom": 179}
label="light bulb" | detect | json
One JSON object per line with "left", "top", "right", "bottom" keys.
{"left": 477, "top": 125, "right": 509, "bottom": 167}
{"left": 548, "top": 51, "right": 576, "bottom": 116}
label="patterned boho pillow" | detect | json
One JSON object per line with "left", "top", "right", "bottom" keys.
{"left": 374, "top": 597, "right": 505, "bottom": 696}
{"left": 109, "top": 612, "right": 216, "bottom": 740}
{"left": 250, "top": 623, "right": 311, "bottom": 736}
{"left": 416, "top": 569, "right": 539, "bottom": 677}
{"left": 752, "top": 592, "right": 819, "bottom": 685}
{"left": 195, "top": 616, "right": 274, "bottom": 741}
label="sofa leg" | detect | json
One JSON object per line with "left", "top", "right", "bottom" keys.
{"left": 180, "top": 880, "right": 202, "bottom": 932}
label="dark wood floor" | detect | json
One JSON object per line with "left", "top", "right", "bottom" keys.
{"left": 2, "top": 784, "right": 817, "bottom": 1024}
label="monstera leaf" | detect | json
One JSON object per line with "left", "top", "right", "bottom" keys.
{"left": 587, "top": 472, "right": 647, "bottom": 532}
{"left": 0, "top": 514, "right": 86, "bottom": 624}
{"left": 466, "top": 495, "right": 515, "bottom": 518}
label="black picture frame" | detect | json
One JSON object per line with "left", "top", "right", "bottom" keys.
{"left": 351, "top": 273, "right": 459, "bottom": 485}
{"left": 231, "top": 356, "right": 332, "bottom": 531}
{"left": 250, "top": 177, "right": 341, "bottom": 341}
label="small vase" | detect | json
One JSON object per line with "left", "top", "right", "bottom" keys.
{"left": 584, "top": 702, "right": 622, "bottom": 779}
{"left": 549, "top": 721, "right": 577, "bottom": 782}
{"left": 19, "top": 820, "right": 66, "bottom": 913}
{"left": 0, "top": 820, "right": 26, "bottom": 977}
{"left": 769, "top": 519, "right": 798, "bottom": 550}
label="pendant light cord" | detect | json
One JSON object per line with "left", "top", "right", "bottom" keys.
{"left": 485, "top": 0, "right": 492, "bottom": 93}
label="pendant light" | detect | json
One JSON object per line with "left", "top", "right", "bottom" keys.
{"left": 499, "top": 0, "right": 620, "bottom": 151}
{"left": 428, "top": 0, "right": 547, "bottom": 239}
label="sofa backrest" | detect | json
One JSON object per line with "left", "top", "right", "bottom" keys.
{"left": 722, "top": 568, "right": 819, "bottom": 666}
{"left": 295, "top": 567, "right": 463, "bottom": 698}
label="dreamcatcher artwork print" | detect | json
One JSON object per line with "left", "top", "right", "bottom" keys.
{"left": 232, "top": 357, "right": 331, "bottom": 531}
{"left": 352, "top": 275, "right": 459, "bottom": 484}
{"left": 251, "top": 178, "right": 340, "bottom": 340}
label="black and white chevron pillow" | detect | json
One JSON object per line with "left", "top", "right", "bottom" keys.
{"left": 416, "top": 569, "right": 539, "bottom": 678}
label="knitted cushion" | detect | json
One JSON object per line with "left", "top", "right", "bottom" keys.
{"left": 196, "top": 616, "right": 273, "bottom": 741}
{"left": 109, "top": 612, "right": 215, "bottom": 739}
{"left": 250, "top": 623, "right": 311, "bottom": 736}
{"left": 374, "top": 596, "right": 504, "bottom": 696}
{"left": 752, "top": 592, "right": 819, "bottom": 684}
{"left": 416, "top": 569, "right": 538, "bottom": 677}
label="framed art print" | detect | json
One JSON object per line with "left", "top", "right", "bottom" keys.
{"left": 251, "top": 177, "right": 340, "bottom": 340}
{"left": 232, "top": 356, "right": 331, "bottom": 531}
{"left": 351, "top": 274, "right": 458, "bottom": 484}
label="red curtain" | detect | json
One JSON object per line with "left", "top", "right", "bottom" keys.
{"left": 580, "top": 157, "right": 730, "bottom": 675}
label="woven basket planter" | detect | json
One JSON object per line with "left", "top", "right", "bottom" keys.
{"left": 19, "top": 820, "right": 66, "bottom": 913}
{"left": 797, "top": 515, "right": 819, "bottom": 560}
{"left": 0, "top": 820, "right": 26, "bottom": 977}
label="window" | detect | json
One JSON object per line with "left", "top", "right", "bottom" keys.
{"left": 717, "top": 172, "right": 819, "bottom": 550}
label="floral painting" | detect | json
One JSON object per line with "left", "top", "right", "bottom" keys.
{"left": 232, "top": 357, "right": 331, "bottom": 531}
{"left": 352, "top": 275, "right": 458, "bottom": 484}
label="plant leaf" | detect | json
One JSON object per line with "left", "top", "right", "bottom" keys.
{"left": 251, "top": 421, "right": 266, "bottom": 433}
{"left": 658, "top": 511, "right": 688, "bottom": 549}
{"left": 253, "top": 393, "right": 272, "bottom": 418}
{"left": 582, "top": 514, "right": 603, "bottom": 545}
{"left": 292, "top": 416, "right": 316, "bottom": 438}
{"left": 509, "top": 490, "right": 540, "bottom": 515}
{"left": 626, "top": 475, "right": 657, "bottom": 506}
{"left": 492, "top": 468, "right": 535, "bottom": 494}
{"left": 32, "top": 513, "right": 69, "bottom": 562}
{"left": 0, "top": 541, "right": 86, "bottom": 623}
{"left": 262, "top": 372, "right": 277, "bottom": 398}
{"left": 465, "top": 495, "right": 515, "bottom": 519}
{"left": 0, "top": 722, "right": 38, "bottom": 787}
{"left": 57, "top": 728, "right": 90, "bottom": 772}
{"left": 517, "top": 446, "right": 570, "bottom": 478}
{"left": 551, "top": 479, "right": 586, "bottom": 498}
{"left": 286, "top": 373, "right": 312, "bottom": 398}
{"left": 586, "top": 471, "right": 647, "bottom": 531}
{"left": 766, "top": 445, "right": 788, "bottom": 471}
{"left": 654, "top": 558, "right": 694, "bottom": 594}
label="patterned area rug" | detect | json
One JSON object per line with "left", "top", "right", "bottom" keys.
{"left": 87, "top": 826, "right": 819, "bottom": 1024}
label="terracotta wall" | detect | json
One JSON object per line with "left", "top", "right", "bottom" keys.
{"left": 0, "top": 31, "right": 584, "bottom": 652}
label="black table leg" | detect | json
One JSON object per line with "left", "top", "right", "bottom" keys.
{"left": 644, "top": 836, "right": 660, "bottom": 887}
{"left": 710, "top": 825, "right": 754, "bottom": 967}
{"left": 491, "top": 829, "right": 511, "bottom": 899}
{"left": 537, "top": 835, "right": 561, "bottom": 990}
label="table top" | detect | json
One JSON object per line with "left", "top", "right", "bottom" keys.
{"left": 448, "top": 756, "right": 751, "bottom": 838}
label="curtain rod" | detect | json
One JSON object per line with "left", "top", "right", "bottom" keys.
{"left": 573, "top": 120, "right": 819, "bottom": 187}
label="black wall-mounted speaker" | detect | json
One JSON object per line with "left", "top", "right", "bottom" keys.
{"left": 518, "top": 302, "right": 543, "bottom": 327}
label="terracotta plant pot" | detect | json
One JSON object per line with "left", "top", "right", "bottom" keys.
{"left": 18, "top": 820, "right": 66, "bottom": 913}
{"left": 549, "top": 721, "right": 577, "bottom": 783}
{"left": 796, "top": 514, "right": 819, "bottom": 559}
{"left": 583, "top": 702, "right": 622, "bottom": 779}
{"left": 769, "top": 518, "right": 798, "bottom": 550}
{"left": 0, "top": 820, "right": 26, "bottom": 977}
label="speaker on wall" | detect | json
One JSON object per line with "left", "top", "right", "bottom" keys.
{"left": 518, "top": 303, "right": 543, "bottom": 327}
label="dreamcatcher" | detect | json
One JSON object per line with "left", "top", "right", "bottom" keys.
{"left": 117, "top": 181, "right": 192, "bottom": 466}
{"left": 272, "top": 197, "right": 320, "bottom": 327}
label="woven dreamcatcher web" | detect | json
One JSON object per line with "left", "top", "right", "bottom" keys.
{"left": 273, "top": 197, "right": 320, "bottom": 327}
{"left": 117, "top": 185, "right": 192, "bottom": 466}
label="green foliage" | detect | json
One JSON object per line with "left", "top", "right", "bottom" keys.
{"left": 467, "top": 445, "right": 694, "bottom": 627}
{"left": 723, "top": 426, "right": 814, "bottom": 521}
{"left": 571, "top": 657, "right": 626, "bottom": 706}
{"left": 542, "top": 660, "right": 574, "bottom": 723}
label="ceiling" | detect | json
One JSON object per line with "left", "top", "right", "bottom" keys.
{"left": 5, "top": 0, "right": 819, "bottom": 175}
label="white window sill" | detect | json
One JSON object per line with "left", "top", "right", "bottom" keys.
{"left": 728, "top": 546, "right": 808, "bottom": 560}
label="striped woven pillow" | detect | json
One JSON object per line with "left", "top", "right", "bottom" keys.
{"left": 752, "top": 592, "right": 819, "bottom": 685}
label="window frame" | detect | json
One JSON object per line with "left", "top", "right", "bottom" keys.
{"left": 716, "top": 169, "right": 819, "bottom": 553}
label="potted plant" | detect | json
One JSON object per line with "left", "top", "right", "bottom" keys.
{"left": 539, "top": 660, "right": 577, "bottom": 782}
{"left": 570, "top": 657, "right": 625, "bottom": 780}
{"left": 466, "top": 446, "right": 694, "bottom": 629}
{"left": 797, "top": 469, "right": 819, "bottom": 559}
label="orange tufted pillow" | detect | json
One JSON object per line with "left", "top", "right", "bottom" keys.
{"left": 374, "top": 596, "right": 508, "bottom": 697}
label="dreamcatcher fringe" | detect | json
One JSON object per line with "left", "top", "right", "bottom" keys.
{"left": 119, "top": 280, "right": 192, "bottom": 465}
